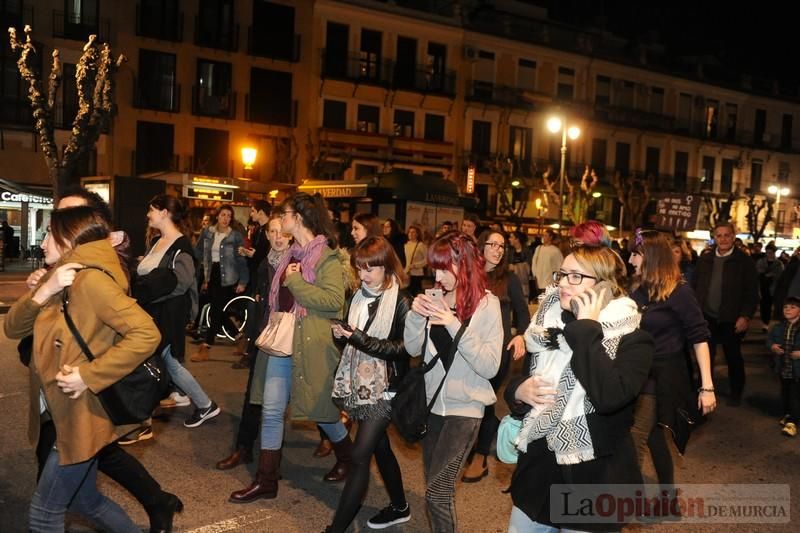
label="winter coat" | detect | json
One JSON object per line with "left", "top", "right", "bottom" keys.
{"left": 692, "top": 247, "right": 758, "bottom": 322}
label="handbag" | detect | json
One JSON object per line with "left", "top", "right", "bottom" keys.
{"left": 391, "top": 319, "right": 470, "bottom": 443}
{"left": 255, "top": 310, "right": 295, "bottom": 357}
{"left": 496, "top": 415, "right": 523, "bottom": 464}
{"left": 61, "top": 266, "right": 170, "bottom": 426}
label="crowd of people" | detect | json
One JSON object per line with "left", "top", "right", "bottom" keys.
{"left": 8, "top": 188, "right": 800, "bottom": 532}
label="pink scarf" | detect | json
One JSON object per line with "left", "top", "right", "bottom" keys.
{"left": 269, "top": 234, "right": 329, "bottom": 318}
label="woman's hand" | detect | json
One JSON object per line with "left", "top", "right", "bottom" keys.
{"left": 571, "top": 286, "right": 609, "bottom": 321}
{"left": 514, "top": 375, "right": 557, "bottom": 407}
{"left": 507, "top": 335, "right": 526, "bottom": 360}
{"left": 791, "top": 350, "right": 800, "bottom": 360}
{"left": 235, "top": 283, "right": 247, "bottom": 294}
{"left": 56, "top": 365, "right": 87, "bottom": 399}
{"left": 698, "top": 389, "right": 717, "bottom": 415}
{"left": 26, "top": 268, "right": 48, "bottom": 289}
{"left": 331, "top": 324, "right": 353, "bottom": 339}
{"left": 426, "top": 296, "right": 456, "bottom": 327}
{"left": 285, "top": 263, "right": 302, "bottom": 277}
{"left": 771, "top": 343, "right": 785, "bottom": 355}
{"left": 32, "top": 263, "right": 83, "bottom": 304}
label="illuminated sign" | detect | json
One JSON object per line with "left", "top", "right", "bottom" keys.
{"left": 1, "top": 191, "right": 53, "bottom": 204}
{"left": 299, "top": 183, "right": 368, "bottom": 198}
{"left": 183, "top": 185, "right": 234, "bottom": 202}
{"left": 466, "top": 164, "right": 476, "bottom": 194}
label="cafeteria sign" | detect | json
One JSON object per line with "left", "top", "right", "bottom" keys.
{"left": 654, "top": 194, "right": 700, "bottom": 231}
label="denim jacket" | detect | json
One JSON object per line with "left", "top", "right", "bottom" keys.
{"left": 202, "top": 226, "right": 249, "bottom": 288}
{"left": 766, "top": 319, "right": 800, "bottom": 377}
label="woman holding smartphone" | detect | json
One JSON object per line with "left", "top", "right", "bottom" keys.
{"left": 404, "top": 231, "right": 503, "bottom": 532}
{"left": 324, "top": 236, "right": 412, "bottom": 531}
{"left": 506, "top": 245, "right": 653, "bottom": 531}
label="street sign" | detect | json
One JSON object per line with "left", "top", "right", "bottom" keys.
{"left": 654, "top": 193, "right": 700, "bottom": 231}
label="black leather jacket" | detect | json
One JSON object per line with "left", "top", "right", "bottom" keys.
{"left": 341, "top": 289, "right": 411, "bottom": 388}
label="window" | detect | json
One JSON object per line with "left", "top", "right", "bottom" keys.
{"left": 595, "top": 75, "right": 611, "bottom": 105}
{"left": 55, "top": 63, "right": 78, "bottom": 128}
{"left": 701, "top": 156, "right": 715, "bottom": 190}
{"left": 650, "top": 87, "right": 664, "bottom": 114}
{"left": 250, "top": 1, "right": 296, "bottom": 60}
{"left": 509, "top": 126, "right": 532, "bottom": 163}
{"left": 424, "top": 113, "right": 445, "bottom": 141}
{"left": 518, "top": 58, "right": 536, "bottom": 91}
{"left": 249, "top": 68, "right": 292, "bottom": 126}
{"left": 136, "top": 121, "right": 174, "bottom": 174}
{"left": 750, "top": 159, "right": 763, "bottom": 192}
{"left": 355, "top": 164, "right": 378, "bottom": 178}
{"left": 782, "top": 113, "right": 793, "bottom": 150}
{"left": 194, "top": 127, "right": 229, "bottom": 176}
{"left": 616, "top": 80, "right": 634, "bottom": 108}
{"left": 426, "top": 42, "right": 447, "bottom": 92}
{"left": 61, "top": 0, "right": 100, "bottom": 41}
{"left": 721, "top": 158, "right": 735, "bottom": 192}
{"left": 359, "top": 29, "right": 382, "bottom": 82}
{"left": 1, "top": 0, "right": 24, "bottom": 29}
{"left": 471, "top": 120, "right": 492, "bottom": 154}
{"left": 704, "top": 99, "right": 719, "bottom": 138}
{"left": 393, "top": 109, "right": 414, "bottom": 137}
{"left": 137, "top": 0, "right": 180, "bottom": 41}
{"left": 394, "top": 36, "right": 417, "bottom": 90}
{"left": 194, "top": 59, "right": 233, "bottom": 117}
{"left": 724, "top": 103, "right": 737, "bottom": 141}
{"left": 1, "top": 39, "right": 27, "bottom": 125}
{"left": 779, "top": 161, "right": 790, "bottom": 184}
{"left": 357, "top": 104, "right": 380, "bottom": 133}
{"left": 591, "top": 138, "right": 607, "bottom": 178}
{"left": 674, "top": 151, "right": 689, "bottom": 191}
{"left": 615, "top": 142, "right": 630, "bottom": 175}
{"left": 473, "top": 50, "right": 494, "bottom": 99}
{"left": 557, "top": 67, "right": 574, "bottom": 100}
{"left": 323, "top": 100, "right": 346, "bottom": 129}
{"left": 677, "top": 93, "right": 692, "bottom": 131}
{"left": 754, "top": 109, "right": 767, "bottom": 145}
{"left": 645, "top": 147, "right": 660, "bottom": 179}
{"left": 324, "top": 22, "right": 349, "bottom": 78}
{"left": 196, "top": 0, "right": 236, "bottom": 51}
{"left": 137, "top": 49, "right": 178, "bottom": 112}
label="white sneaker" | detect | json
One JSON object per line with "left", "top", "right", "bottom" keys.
{"left": 160, "top": 392, "right": 191, "bottom": 408}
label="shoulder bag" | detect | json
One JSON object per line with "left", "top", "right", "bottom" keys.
{"left": 62, "top": 267, "right": 170, "bottom": 426}
{"left": 255, "top": 310, "right": 295, "bottom": 357}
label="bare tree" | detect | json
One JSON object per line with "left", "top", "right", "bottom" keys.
{"left": 702, "top": 191, "right": 736, "bottom": 229}
{"left": 611, "top": 171, "right": 651, "bottom": 232}
{"left": 8, "top": 26, "right": 124, "bottom": 198}
{"left": 745, "top": 193, "right": 773, "bottom": 243}
{"left": 305, "top": 131, "right": 351, "bottom": 180}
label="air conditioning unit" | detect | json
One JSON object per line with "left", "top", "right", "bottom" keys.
{"left": 463, "top": 46, "right": 477, "bottom": 61}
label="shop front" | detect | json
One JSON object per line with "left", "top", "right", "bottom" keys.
{"left": 0, "top": 178, "right": 54, "bottom": 259}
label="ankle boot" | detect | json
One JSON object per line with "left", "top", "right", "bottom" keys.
{"left": 229, "top": 449, "right": 281, "bottom": 503}
{"left": 313, "top": 437, "right": 333, "bottom": 458}
{"left": 231, "top": 353, "right": 251, "bottom": 369}
{"left": 461, "top": 452, "right": 489, "bottom": 483}
{"left": 190, "top": 343, "right": 210, "bottom": 362}
{"left": 323, "top": 434, "right": 353, "bottom": 483}
{"left": 216, "top": 445, "right": 253, "bottom": 470}
{"left": 145, "top": 491, "right": 184, "bottom": 533}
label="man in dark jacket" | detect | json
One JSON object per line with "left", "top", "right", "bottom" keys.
{"left": 691, "top": 222, "right": 758, "bottom": 406}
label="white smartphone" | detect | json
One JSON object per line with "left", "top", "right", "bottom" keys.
{"left": 425, "top": 288, "right": 443, "bottom": 300}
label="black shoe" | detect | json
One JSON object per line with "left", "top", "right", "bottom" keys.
{"left": 119, "top": 426, "right": 153, "bottom": 445}
{"left": 184, "top": 401, "right": 220, "bottom": 428}
{"left": 146, "top": 492, "right": 184, "bottom": 533}
{"left": 367, "top": 503, "right": 410, "bottom": 529}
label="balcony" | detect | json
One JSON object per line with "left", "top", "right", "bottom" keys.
{"left": 465, "top": 81, "right": 533, "bottom": 110}
{"left": 0, "top": 96, "right": 33, "bottom": 128}
{"left": 245, "top": 95, "right": 296, "bottom": 127}
{"left": 194, "top": 16, "right": 238, "bottom": 52}
{"left": 135, "top": 3, "right": 183, "bottom": 42}
{"left": 321, "top": 49, "right": 394, "bottom": 87}
{"left": 393, "top": 66, "right": 456, "bottom": 97}
{"left": 53, "top": 10, "right": 109, "bottom": 42}
{"left": 1, "top": 4, "right": 34, "bottom": 30}
{"left": 593, "top": 104, "right": 675, "bottom": 132}
{"left": 131, "top": 151, "right": 179, "bottom": 176}
{"left": 133, "top": 79, "right": 181, "bottom": 113}
{"left": 247, "top": 28, "right": 300, "bottom": 62}
{"left": 192, "top": 86, "right": 236, "bottom": 119}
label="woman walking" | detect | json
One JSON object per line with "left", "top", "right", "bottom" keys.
{"left": 5, "top": 206, "right": 161, "bottom": 532}
{"left": 325, "top": 236, "right": 412, "bottom": 531}
{"left": 229, "top": 193, "right": 350, "bottom": 503}
{"left": 404, "top": 231, "right": 503, "bottom": 532}
{"left": 506, "top": 245, "right": 653, "bottom": 531}
{"left": 192, "top": 205, "right": 249, "bottom": 362}
{"left": 404, "top": 224, "right": 427, "bottom": 296}
{"left": 462, "top": 229, "right": 530, "bottom": 483}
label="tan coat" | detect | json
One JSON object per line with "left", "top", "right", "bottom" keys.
{"left": 3, "top": 239, "right": 161, "bottom": 465}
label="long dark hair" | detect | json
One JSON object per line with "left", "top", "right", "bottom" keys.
{"left": 281, "top": 192, "right": 337, "bottom": 248}
{"left": 150, "top": 194, "right": 191, "bottom": 238}
{"left": 477, "top": 229, "right": 510, "bottom": 303}
{"left": 427, "top": 231, "right": 488, "bottom": 321}
{"left": 353, "top": 212, "right": 383, "bottom": 241}
{"left": 49, "top": 206, "right": 110, "bottom": 251}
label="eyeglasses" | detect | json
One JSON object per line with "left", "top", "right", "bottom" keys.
{"left": 280, "top": 210, "right": 295, "bottom": 218}
{"left": 552, "top": 270, "right": 597, "bottom": 285}
{"left": 484, "top": 241, "right": 505, "bottom": 251}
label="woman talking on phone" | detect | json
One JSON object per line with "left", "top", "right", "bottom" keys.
{"left": 324, "top": 236, "right": 412, "bottom": 531}
{"left": 506, "top": 245, "right": 653, "bottom": 532}
{"left": 404, "top": 231, "right": 503, "bottom": 532}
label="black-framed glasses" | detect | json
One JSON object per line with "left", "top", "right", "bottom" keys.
{"left": 552, "top": 270, "right": 597, "bottom": 285}
{"left": 484, "top": 241, "right": 505, "bottom": 251}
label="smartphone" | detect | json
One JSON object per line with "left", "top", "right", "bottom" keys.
{"left": 569, "top": 281, "right": 614, "bottom": 315}
{"left": 330, "top": 319, "right": 353, "bottom": 332}
{"left": 425, "top": 288, "right": 443, "bottom": 300}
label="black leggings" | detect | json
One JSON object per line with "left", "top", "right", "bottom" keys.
{"left": 205, "top": 263, "right": 235, "bottom": 345}
{"left": 329, "top": 416, "right": 407, "bottom": 532}
{"left": 647, "top": 426, "right": 674, "bottom": 487}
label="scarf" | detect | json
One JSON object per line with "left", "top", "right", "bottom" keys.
{"left": 269, "top": 235, "right": 328, "bottom": 318}
{"left": 331, "top": 277, "right": 400, "bottom": 419}
{"left": 516, "top": 284, "right": 640, "bottom": 464}
{"left": 267, "top": 247, "right": 285, "bottom": 269}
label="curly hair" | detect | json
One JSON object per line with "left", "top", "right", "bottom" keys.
{"left": 427, "top": 230, "right": 488, "bottom": 321}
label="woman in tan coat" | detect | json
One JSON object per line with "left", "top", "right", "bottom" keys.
{"left": 4, "top": 206, "right": 161, "bottom": 532}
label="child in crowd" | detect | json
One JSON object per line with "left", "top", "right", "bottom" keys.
{"left": 767, "top": 296, "right": 800, "bottom": 437}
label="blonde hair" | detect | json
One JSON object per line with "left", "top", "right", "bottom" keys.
{"left": 570, "top": 246, "right": 627, "bottom": 297}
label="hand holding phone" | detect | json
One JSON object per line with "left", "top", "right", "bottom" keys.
{"left": 569, "top": 281, "right": 614, "bottom": 319}
{"left": 330, "top": 319, "right": 353, "bottom": 332}
{"left": 425, "top": 288, "right": 443, "bottom": 300}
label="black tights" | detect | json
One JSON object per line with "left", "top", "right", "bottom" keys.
{"left": 329, "top": 417, "right": 406, "bottom": 532}
{"left": 647, "top": 426, "right": 674, "bottom": 487}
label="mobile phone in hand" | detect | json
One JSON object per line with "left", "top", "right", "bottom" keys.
{"left": 569, "top": 281, "right": 614, "bottom": 315}
{"left": 425, "top": 288, "right": 443, "bottom": 300}
{"left": 330, "top": 319, "right": 353, "bottom": 332}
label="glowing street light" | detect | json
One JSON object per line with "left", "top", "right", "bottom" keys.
{"left": 547, "top": 115, "right": 581, "bottom": 232}
{"left": 769, "top": 184, "right": 790, "bottom": 236}
{"left": 241, "top": 147, "right": 258, "bottom": 171}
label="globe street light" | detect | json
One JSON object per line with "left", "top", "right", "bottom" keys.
{"left": 547, "top": 116, "right": 580, "bottom": 232}
{"left": 768, "top": 184, "right": 790, "bottom": 236}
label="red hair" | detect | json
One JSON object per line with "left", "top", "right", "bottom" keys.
{"left": 427, "top": 231, "right": 487, "bottom": 321}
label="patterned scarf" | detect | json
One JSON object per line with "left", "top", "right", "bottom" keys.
{"left": 516, "top": 284, "right": 641, "bottom": 464}
{"left": 269, "top": 235, "right": 328, "bottom": 318}
{"left": 331, "top": 277, "right": 400, "bottom": 418}
{"left": 267, "top": 247, "right": 285, "bottom": 269}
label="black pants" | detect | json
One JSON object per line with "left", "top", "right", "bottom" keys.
{"left": 329, "top": 416, "right": 407, "bottom": 532}
{"left": 205, "top": 263, "right": 235, "bottom": 345}
{"left": 193, "top": 266, "right": 208, "bottom": 329}
{"left": 37, "top": 421, "right": 163, "bottom": 508}
{"left": 474, "top": 348, "right": 512, "bottom": 456}
{"left": 235, "top": 355, "right": 263, "bottom": 450}
{"left": 706, "top": 316, "right": 746, "bottom": 398}
{"left": 760, "top": 280, "right": 774, "bottom": 325}
{"left": 781, "top": 378, "right": 800, "bottom": 422}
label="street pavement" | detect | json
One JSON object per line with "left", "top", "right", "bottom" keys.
{"left": 0, "top": 282, "right": 799, "bottom": 531}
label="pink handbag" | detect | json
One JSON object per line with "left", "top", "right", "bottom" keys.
{"left": 255, "top": 311, "right": 295, "bottom": 357}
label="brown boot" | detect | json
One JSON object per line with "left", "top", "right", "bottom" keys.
{"left": 216, "top": 446, "right": 253, "bottom": 470}
{"left": 231, "top": 354, "right": 251, "bottom": 369}
{"left": 313, "top": 437, "right": 333, "bottom": 458}
{"left": 190, "top": 343, "right": 210, "bottom": 362}
{"left": 229, "top": 449, "right": 281, "bottom": 503}
{"left": 232, "top": 336, "right": 249, "bottom": 356}
{"left": 323, "top": 434, "right": 353, "bottom": 483}
{"left": 461, "top": 452, "right": 489, "bottom": 483}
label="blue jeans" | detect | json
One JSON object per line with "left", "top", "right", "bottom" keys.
{"left": 29, "top": 447, "right": 139, "bottom": 533}
{"left": 162, "top": 345, "right": 211, "bottom": 408}
{"left": 507, "top": 506, "right": 591, "bottom": 533}
{"left": 260, "top": 355, "right": 347, "bottom": 450}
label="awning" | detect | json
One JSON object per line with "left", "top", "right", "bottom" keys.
{"left": 0, "top": 177, "right": 53, "bottom": 204}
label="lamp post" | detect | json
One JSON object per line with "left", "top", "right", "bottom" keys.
{"left": 241, "top": 146, "right": 257, "bottom": 180}
{"left": 547, "top": 116, "right": 580, "bottom": 233}
{"left": 769, "top": 184, "right": 790, "bottom": 237}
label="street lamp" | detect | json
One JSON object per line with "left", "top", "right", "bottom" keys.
{"left": 241, "top": 146, "right": 257, "bottom": 180}
{"left": 768, "top": 184, "right": 790, "bottom": 236}
{"left": 547, "top": 116, "right": 580, "bottom": 232}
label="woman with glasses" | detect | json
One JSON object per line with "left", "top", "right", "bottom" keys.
{"left": 462, "top": 230, "right": 531, "bottom": 483}
{"left": 229, "top": 193, "right": 349, "bottom": 503}
{"left": 404, "top": 231, "right": 503, "bottom": 532}
{"left": 628, "top": 231, "right": 715, "bottom": 499}
{"left": 506, "top": 245, "right": 653, "bottom": 531}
